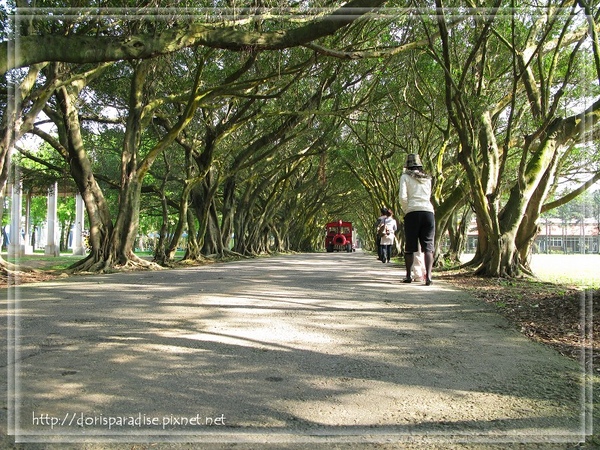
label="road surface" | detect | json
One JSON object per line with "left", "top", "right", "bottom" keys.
{"left": 1, "top": 252, "right": 590, "bottom": 449}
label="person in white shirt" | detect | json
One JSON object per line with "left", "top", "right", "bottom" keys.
{"left": 379, "top": 209, "right": 397, "bottom": 263}
{"left": 399, "top": 154, "right": 435, "bottom": 285}
{"left": 375, "top": 207, "right": 389, "bottom": 261}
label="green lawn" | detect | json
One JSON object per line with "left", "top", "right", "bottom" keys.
{"left": 2, "top": 251, "right": 182, "bottom": 271}
{"left": 460, "top": 253, "right": 600, "bottom": 289}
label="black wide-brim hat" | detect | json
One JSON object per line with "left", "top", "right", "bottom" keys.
{"left": 405, "top": 153, "right": 422, "bottom": 168}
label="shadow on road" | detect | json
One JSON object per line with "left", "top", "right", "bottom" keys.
{"left": 2, "top": 252, "right": 588, "bottom": 446}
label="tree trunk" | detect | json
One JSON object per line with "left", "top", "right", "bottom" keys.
{"left": 183, "top": 209, "right": 202, "bottom": 260}
{"left": 188, "top": 183, "right": 211, "bottom": 257}
{"left": 515, "top": 147, "right": 561, "bottom": 268}
{"left": 232, "top": 187, "right": 253, "bottom": 255}
{"left": 432, "top": 185, "right": 467, "bottom": 263}
{"left": 75, "top": 57, "right": 203, "bottom": 271}
{"left": 165, "top": 181, "right": 193, "bottom": 262}
{"left": 444, "top": 208, "right": 470, "bottom": 264}
{"left": 49, "top": 83, "right": 115, "bottom": 272}
{"left": 0, "top": 63, "right": 55, "bottom": 273}
{"left": 153, "top": 189, "right": 170, "bottom": 265}
{"left": 202, "top": 198, "right": 225, "bottom": 257}
{"left": 221, "top": 178, "right": 236, "bottom": 251}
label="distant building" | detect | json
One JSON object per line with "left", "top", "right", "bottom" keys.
{"left": 464, "top": 218, "right": 600, "bottom": 254}
{"left": 535, "top": 217, "right": 599, "bottom": 254}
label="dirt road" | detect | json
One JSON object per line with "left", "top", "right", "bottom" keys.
{"left": 1, "top": 252, "right": 590, "bottom": 449}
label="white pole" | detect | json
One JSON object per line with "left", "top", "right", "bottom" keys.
{"left": 72, "top": 192, "right": 86, "bottom": 255}
{"left": 45, "top": 182, "right": 60, "bottom": 256}
{"left": 8, "top": 181, "right": 25, "bottom": 257}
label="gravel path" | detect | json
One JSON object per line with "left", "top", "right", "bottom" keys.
{"left": 1, "top": 252, "right": 590, "bottom": 449}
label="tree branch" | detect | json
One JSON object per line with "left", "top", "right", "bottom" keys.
{"left": 1, "top": 0, "right": 387, "bottom": 74}
{"left": 541, "top": 171, "right": 600, "bottom": 212}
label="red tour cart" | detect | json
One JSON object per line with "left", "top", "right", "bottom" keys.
{"left": 325, "top": 220, "right": 354, "bottom": 253}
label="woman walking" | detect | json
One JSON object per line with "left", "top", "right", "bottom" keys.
{"left": 399, "top": 154, "right": 435, "bottom": 285}
{"left": 375, "top": 207, "right": 389, "bottom": 261}
{"left": 378, "top": 209, "right": 397, "bottom": 263}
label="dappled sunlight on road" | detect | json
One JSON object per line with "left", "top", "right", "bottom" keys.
{"left": 5, "top": 252, "right": 585, "bottom": 443}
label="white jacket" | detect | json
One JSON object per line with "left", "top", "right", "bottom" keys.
{"left": 379, "top": 217, "right": 397, "bottom": 245}
{"left": 399, "top": 171, "right": 434, "bottom": 214}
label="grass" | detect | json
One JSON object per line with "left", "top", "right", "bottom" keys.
{"left": 2, "top": 250, "right": 190, "bottom": 272}
{"left": 5, "top": 253, "right": 81, "bottom": 271}
{"left": 462, "top": 253, "right": 600, "bottom": 289}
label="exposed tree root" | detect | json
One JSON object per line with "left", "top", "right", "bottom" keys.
{"left": 67, "top": 252, "right": 162, "bottom": 274}
{"left": 518, "top": 262, "right": 536, "bottom": 277}
{"left": 177, "top": 254, "right": 213, "bottom": 265}
{"left": 1, "top": 265, "right": 57, "bottom": 287}
{"left": 221, "top": 249, "right": 254, "bottom": 259}
{"left": 115, "top": 254, "right": 163, "bottom": 271}
{"left": 1, "top": 259, "right": 17, "bottom": 273}
{"left": 156, "top": 250, "right": 252, "bottom": 268}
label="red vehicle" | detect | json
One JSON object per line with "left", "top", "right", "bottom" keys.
{"left": 325, "top": 220, "right": 354, "bottom": 253}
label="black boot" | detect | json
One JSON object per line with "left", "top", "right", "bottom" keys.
{"left": 403, "top": 253, "right": 414, "bottom": 282}
{"left": 424, "top": 251, "right": 434, "bottom": 285}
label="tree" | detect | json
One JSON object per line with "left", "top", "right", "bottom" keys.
{"left": 3, "top": 2, "right": 599, "bottom": 278}
{"left": 430, "top": 1, "right": 600, "bottom": 276}
{"left": 1, "top": 1, "right": 386, "bottom": 273}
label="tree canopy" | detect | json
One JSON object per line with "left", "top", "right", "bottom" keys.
{"left": 1, "top": 0, "right": 599, "bottom": 277}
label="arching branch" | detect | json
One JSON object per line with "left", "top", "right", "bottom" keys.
{"left": 1, "top": 0, "right": 387, "bottom": 74}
